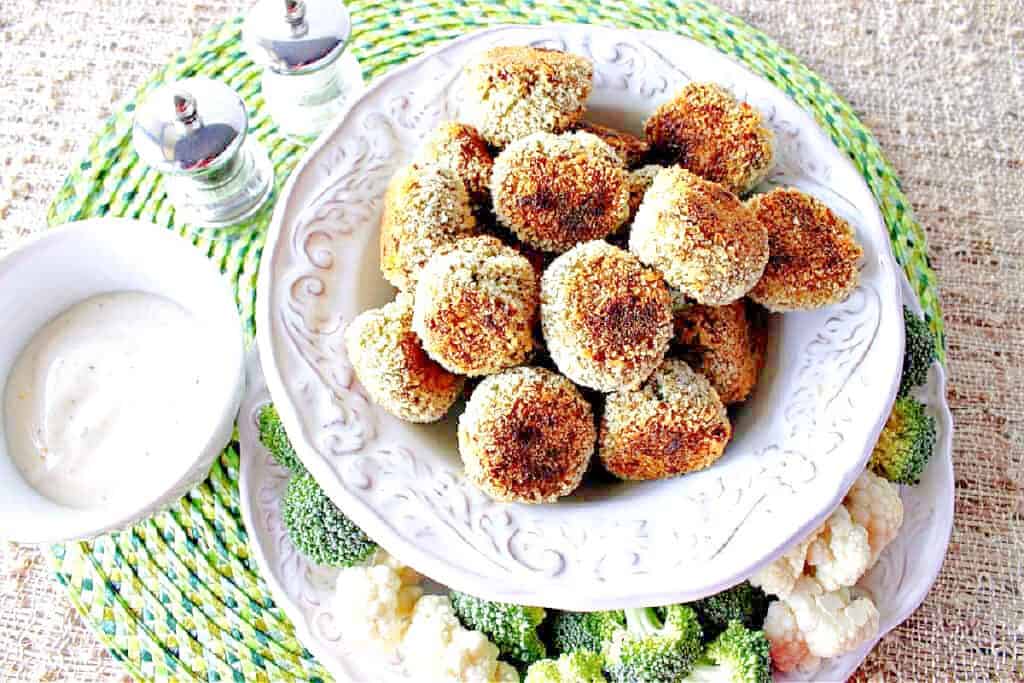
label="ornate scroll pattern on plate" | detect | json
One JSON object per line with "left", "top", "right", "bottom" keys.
{"left": 265, "top": 25, "right": 901, "bottom": 606}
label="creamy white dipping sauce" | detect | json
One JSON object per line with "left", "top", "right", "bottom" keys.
{"left": 4, "top": 291, "right": 214, "bottom": 509}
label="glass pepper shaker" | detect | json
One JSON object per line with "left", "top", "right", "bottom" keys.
{"left": 132, "top": 77, "right": 274, "bottom": 231}
{"left": 243, "top": 0, "right": 363, "bottom": 139}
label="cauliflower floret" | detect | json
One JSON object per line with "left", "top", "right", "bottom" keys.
{"left": 494, "top": 662, "right": 520, "bottom": 682}
{"left": 402, "top": 594, "right": 515, "bottom": 682}
{"left": 749, "top": 531, "right": 817, "bottom": 599}
{"left": 784, "top": 576, "right": 880, "bottom": 659}
{"left": 806, "top": 504, "right": 872, "bottom": 591}
{"left": 763, "top": 600, "right": 821, "bottom": 673}
{"left": 333, "top": 551, "right": 423, "bottom": 652}
{"left": 844, "top": 469, "right": 904, "bottom": 567}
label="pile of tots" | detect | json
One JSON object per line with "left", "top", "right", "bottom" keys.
{"left": 344, "top": 46, "right": 864, "bottom": 504}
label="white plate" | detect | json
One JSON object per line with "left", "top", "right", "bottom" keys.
{"left": 238, "top": 277, "right": 954, "bottom": 682}
{"left": 257, "top": 24, "right": 906, "bottom": 608}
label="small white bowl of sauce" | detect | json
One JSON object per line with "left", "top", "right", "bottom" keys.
{"left": 0, "top": 219, "right": 245, "bottom": 543}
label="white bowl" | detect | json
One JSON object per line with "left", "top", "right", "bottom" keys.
{"left": 257, "top": 24, "right": 905, "bottom": 609}
{"left": 0, "top": 219, "right": 245, "bottom": 543}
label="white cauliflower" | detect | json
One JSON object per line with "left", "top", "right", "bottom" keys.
{"left": 786, "top": 576, "right": 879, "bottom": 659}
{"left": 763, "top": 600, "right": 821, "bottom": 673}
{"left": 805, "top": 504, "right": 872, "bottom": 591}
{"left": 401, "top": 594, "right": 516, "bottom": 682}
{"left": 844, "top": 469, "right": 904, "bottom": 567}
{"left": 332, "top": 551, "right": 423, "bottom": 652}
{"left": 749, "top": 530, "right": 817, "bottom": 599}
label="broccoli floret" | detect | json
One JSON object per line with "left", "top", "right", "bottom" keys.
{"left": 684, "top": 621, "right": 771, "bottom": 683}
{"left": 899, "top": 307, "right": 937, "bottom": 396}
{"left": 257, "top": 404, "right": 305, "bottom": 473}
{"left": 869, "top": 395, "right": 937, "bottom": 484}
{"left": 689, "top": 582, "right": 769, "bottom": 640}
{"left": 603, "top": 605, "right": 704, "bottom": 682}
{"left": 549, "top": 610, "right": 626, "bottom": 656}
{"left": 449, "top": 591, "right": 547, "bottom": 667}
{"left": 281, "top": 471, "right": 376, "bottom": 566}
{"left": 525, "top": 650, "right": 607, "bottom": 682}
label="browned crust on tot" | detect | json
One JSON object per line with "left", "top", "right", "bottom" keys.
{"left": 570, "top": 121, "right": 651, "bottom": 167}
{"left": 673, "top": 299, "right": 766, "bottom": 404}
{"left": 644, "top": 82, "right": 774, "bottom": 195}
{"left": 747, "top": 187, "right": 864, "bottom": 311}
{"left": 418, "top": 122, "right": 494, "bottom": 204}
{"left": 493, "top": 133, "right": 630, "bottom": 252}
{"left": 397, "top": 330, "right": 465, "bottom": 398}
{"left": 459, "top": 368, "right": 595, "bottom": 503}
{"left": 599, "top": 360, "right": 731, "bottom": 481}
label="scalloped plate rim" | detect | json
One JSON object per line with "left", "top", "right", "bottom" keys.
{"left": 256, "top": 23, "right": 907, "bottom": 609}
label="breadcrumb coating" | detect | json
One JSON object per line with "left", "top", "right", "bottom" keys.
{"left": 629, "top": 166, "right": 768, "bottom": 305}
{"left": 644, "top": 82, "right": 774, "bottom": 195}
{"left": 379, "top": 163, "right": 478, "bottom": 290}
{"left": 673, "top": 299, "right": 766, "bottom": 404}
{"left": 416, "top": 122, "right": 494, "bottom": 206}
{"left": 570, "top": 121, "right": 650, "bottom": 167}
{"left": 344, "top": 294, "right": 464, "bottom": 423}
{"left": 541, "top": 241, "right": 672, "bottom": 392}
{"left": 463, "top": 46, "right": 593, "bottom": 147}
{"left": 413, "top": 236, "right": 539, "bottom": 376}
{"left": 458, "top": 367, "right": 595, "bottom": 503}
{"left": 599, "top": 359, "right": 732, "bottom": 481}
{"left": 747, "top": 187, "right": 864, "bottom": 311}
{"left": 492, "top": 131, "right": 630, "bottom": 253}
{"left": 626, "top": 164, "right": 665, "bottom": 225}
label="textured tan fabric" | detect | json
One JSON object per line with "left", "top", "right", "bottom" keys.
{"left": 0, "top": 0, "right": 1021, "bottom": 680}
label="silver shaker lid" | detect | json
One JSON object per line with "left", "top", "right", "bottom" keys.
{"left": 243, "top": 0, "right": 352, "bottom": 75}
{"left": 132, "top": 77, "right": 248, "bottom": 176}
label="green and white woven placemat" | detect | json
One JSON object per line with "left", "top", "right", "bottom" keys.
{"left": 45, "top": 2, "right": 946, "bottom": 680}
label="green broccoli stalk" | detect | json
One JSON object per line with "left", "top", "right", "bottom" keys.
{"left": 899, "top": 307, "right": 937, "bottom": 397}
{"left": 549, "top": 610, "right": 626, "bottom": 656}
{"left": 684, "top": 621, "right": 771, "bottom": 683}
{"left": 689, "top": 582, "right": 769, "bottom": 640}
{"left": 281, "top": 472, "right": 376, "bottom": 566}
{"left": 603, "top": 605, "right": 704, "bottom": 682}
{"left": 449, "top": 591, "right": 547, "bottom": 667}
{"left": 257, "top": 404, "right": 305, "bottom": 473}
{"left": 869, "top": 395, "right": 937, "bottom": 484}
{"left": 525, "top": 651, "right": 607, "bottom": 683}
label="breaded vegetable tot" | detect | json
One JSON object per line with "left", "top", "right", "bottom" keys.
{"left": 571, "top": 120, "right": 650, "bottom": 167}
{"left": 899, "top": 306, "right": 938, "bottom": 396}
{"left": 626, "top": 164, "right": 664, "bottom": 225}
{"left": 379, "top": 163, "right": 478, "bottom": 290}
{"left": 344, "top": 294, "right": 464, "bottom": 423}
{"left": 869, "top": 395, "right": 937, "bottom": 485}
{"left": 600, "top": 359, "right": 732, "bottom": 481}
{"left": 450, "top": 591, "right": 547, "bottom": 666}
{"left": 464, "top": 46, "right": 593, "bottom": 147}
{"left": 541, "top": 241, "right": 673, "bottom": 392}
{"left": 492, "top": 131, "right": 630, "bottom": 252}
{"left": 630, "top": 167, "right": 769, "bottom": 305}
{"left": 416, "top": 122, "right": 494, "bottom": 205}
{"left": 458, "top": 367, "right": 595, "bottom": 503}
{"left": 644, "top": 82, "right": 774, "bottom": 195}
{"left": 673, "top": 300, "right": 767, "bottom": 405}
{"left": 747, "top": 187, "right": 863, "bottom": 312}
{"left": 413, "top": 236, "right": 539, "bottom": 376}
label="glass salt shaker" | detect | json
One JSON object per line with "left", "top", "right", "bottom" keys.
{"left": 132, "top": 77, "right": 274, "bottom": 231}
{"left": 243, "top": 0, "right": 363, "bottom": 139}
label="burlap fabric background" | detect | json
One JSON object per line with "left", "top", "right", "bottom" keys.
{"left": 0, "top": 1, "right": 1020, "bottom": 680}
